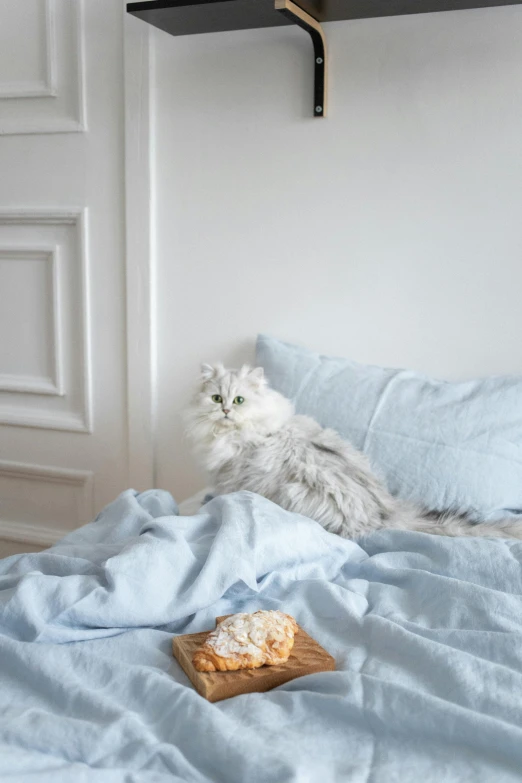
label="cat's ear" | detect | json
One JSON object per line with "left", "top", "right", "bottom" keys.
{"left": 201, "top": 362, "right": 226, "bottom": 381}
{"left": 200, "top": 363, "right": 215, "bottom": 381}
{"left": 249, "top": 366, "right": 265, "bottom": 386}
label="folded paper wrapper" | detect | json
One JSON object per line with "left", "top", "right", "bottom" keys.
{"left": 172, "top": 614, "right": 336, "bottom": 703}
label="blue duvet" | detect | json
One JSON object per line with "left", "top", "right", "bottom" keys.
{"left": 1, "top": 490, "right": 521, "bottom": 782}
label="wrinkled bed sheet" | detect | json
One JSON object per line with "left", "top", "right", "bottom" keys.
{"left": 1, "top": 489, "right": 521, "bottom": 782}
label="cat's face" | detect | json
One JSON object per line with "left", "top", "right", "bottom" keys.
{"left": 193, "top": 363, "right": 268, "bottom": 431}
{"left": 185, "top": 364, "right": 295, "bottom": 459}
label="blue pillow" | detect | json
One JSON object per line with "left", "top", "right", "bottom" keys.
{"left": 256, "top": 335, "right": 522, "bottom": 521}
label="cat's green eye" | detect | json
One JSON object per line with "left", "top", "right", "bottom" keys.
{"left": 211, "top": 394, "right": 223, "bottom": 403}
{"left": 233, "top": 396, "right": 245, "bottom": 405}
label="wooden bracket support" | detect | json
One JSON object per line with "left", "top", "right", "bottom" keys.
{"left": 275, "top": 0, "right": 328, "bottom": 118}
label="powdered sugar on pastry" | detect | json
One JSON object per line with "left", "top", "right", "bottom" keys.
{"left": 192, "top": 610, "right": 298, "bottom": 673}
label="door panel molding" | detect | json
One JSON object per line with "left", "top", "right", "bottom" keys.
{"left": 0, "top": 208, "right": 92, "bottom": 432}
{"left": 0, "top": 459, "right": 94, "bottom": 546}
{"left": 0, "top": 246, "right": 64, "bottom": 396}
{"left": 0, "top": 0, "right": 86, "bottom": 135}
{"left": 0, "top": 0, "right": 58, "bottom": 99}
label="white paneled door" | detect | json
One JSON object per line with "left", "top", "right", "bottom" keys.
{"left": 0, "top": 0, "right": 153, "bottom": 549}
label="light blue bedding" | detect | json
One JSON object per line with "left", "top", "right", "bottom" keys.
{"left": 256, "top": 334, "right": 522, "bottom": 522}
{"left": 1, "top": 489, "right": 522, "bottom": 782}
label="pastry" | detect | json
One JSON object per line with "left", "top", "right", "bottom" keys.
{"left": 192, "top": 610, "right": 298, "bottom": 673}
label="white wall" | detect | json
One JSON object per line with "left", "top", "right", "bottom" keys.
{"left": 152, "top": 6, "right": 522, "bottom": 499}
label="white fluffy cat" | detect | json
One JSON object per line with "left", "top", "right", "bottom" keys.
{"left": 185, "top": 363, "right": 522, "bottom": 539}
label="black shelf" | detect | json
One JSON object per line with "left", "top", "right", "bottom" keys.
{"left": 127, "top": 0, "right": 521, "bottom": 38}
{"left": 127, "top": 0, "right": 521, "bottom": 118}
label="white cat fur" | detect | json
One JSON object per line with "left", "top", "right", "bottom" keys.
{"left": 184, "top": 364, "right": 522, "bottom": 539}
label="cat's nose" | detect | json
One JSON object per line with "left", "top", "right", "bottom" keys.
{"left": 222, "top": 409, "right": 230, "bottom": 415}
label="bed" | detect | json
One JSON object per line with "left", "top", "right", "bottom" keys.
{"left": 2, "top": 336, "right": 522, "bottom": 781}
{"left": 1, "top": 487, "right": 522, "bottom": 782}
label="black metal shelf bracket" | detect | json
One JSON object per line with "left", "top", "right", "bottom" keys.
{"left": 275, "top": 0, "right": 328, "bottom": 118}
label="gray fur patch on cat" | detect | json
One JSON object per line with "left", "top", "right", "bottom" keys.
{"left": 184, "top": 364, "right": 522, "bottom": 540}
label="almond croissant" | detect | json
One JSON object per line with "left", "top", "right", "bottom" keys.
{"left": 193, "top": 610, "right": 298, "bottom": 673}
